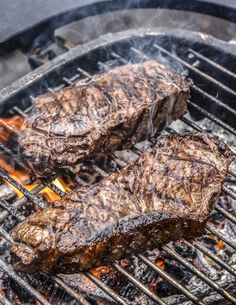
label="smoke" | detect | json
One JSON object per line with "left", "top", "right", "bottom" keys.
{"left": 51, "top": 7, "right": 236, "bottom": 48}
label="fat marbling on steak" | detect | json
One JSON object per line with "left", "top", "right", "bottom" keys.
{"left": 11, "top": 133, "right": 233, "bottom": 274}
{"left": 19, "top": 60, "right": 190, "bottom": 176}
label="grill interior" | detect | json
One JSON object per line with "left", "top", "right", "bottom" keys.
{"left": 0, "top": 28, "right": 236, "bottom": 305}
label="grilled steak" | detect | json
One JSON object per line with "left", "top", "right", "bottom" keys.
{"left": 19, "top": 61, "right": 190, "bottom": 176}
{"left": 11, "top": 133, "right": 233, "bottom": 274}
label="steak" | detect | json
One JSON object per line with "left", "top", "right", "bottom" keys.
{"left": 11, "top": 133, "right": 233, "bottom": 274}
{"left": 19, "top": 60, "right": 190, "bottom": 176}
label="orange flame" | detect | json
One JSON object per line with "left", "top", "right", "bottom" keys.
{"left": 0, "top": 116, "right": 24, "bottom": 143}
{"left": 0, "top": 157, "right": 70, "bottom": 202}
{"left": 0, "top": 115, "right": 73, "bottom": 203}
{"left": 14, "top": 177, "right": 70, "bottom": 203}
{"left": 0, "top": 158, "right": 29, "bottom": 183}
{"left": 40, "top": 177, "right": 71, "bottom": 202}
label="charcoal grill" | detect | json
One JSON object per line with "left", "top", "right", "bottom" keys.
{"left": 0, "top": 28, "right": 236, "bottom": 305}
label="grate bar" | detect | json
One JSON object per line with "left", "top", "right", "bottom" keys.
{"left": 152, "top": 44, "right": 236, "bottom": 99}
{"left": 186, "top": 100, "right": 236, "bottom": 137}
{"left": 111, "top": 50, "right": 236, "bottom": 140}
{"left": 111, "top": 154, "right": 128, "bottom": 168}
{"left": 0, "top": 204, "right": 159, "bottom": 305}
{"left": 222, "top": 185, "right": 236, "bottom": 200}
{"left": 206, "top": 225, "right": 236, "bottom": 250}
{"left": 214, "top": 204, "right": 236, "bottom": 225}
{"left": 113, "top": 262, "right": 166, "bottom": 305}
{"left": 191, "top": 84, "right": 236, "bottom": 117}
{"left": 180, "top": 116, "right": 202, "bottom": 132}
{"left": 137, "top": 254, "right": 205, "bottom": 305}
{"left": 13, "top": 106, "right": 28, "bottom": 118}
{"left": 132, "top": 45, "right": 236, "bottom": 117}
{"left": 0, "top": 184, "right": 45, "bottom": 224}
{"left": 0, "top": 295, "right": 12, "bottom": 305}
{"left": 191, "top": 240, "right": 236, "bottom": 278}
{"left": 97, "top": 61, "right": 110, "bottom": 72}
{"left": 130, "top": 47, "right": 149, "bottom": 60}
{"left": 188, "top": 48, "right": 236, "bottom": 80}
{"left": 228, "top": 167, "right": 236, "bottom": 178}
{"left": 65, "top": 168, "right": 87, "bottom": 186}
{"left": 0, "top": 199, "right": 25, "bottom": 222}
{"left": 0, "top": 142, "right": 27, "bottom": 170}
{"left": 52, "top": 276, "right": 91, "bottom": 305}
{"left": 85, "top": 271, "right": 129, "bottom": 305}
{"left": 63, "top": 77, "right": 74, "bottom": 86}
{"left": 77, "top": 67, "right": 91, "bottom": 78}
{"left": 0, "top": 118, "right": 66, "bottom": 200}
{"left": 92, "top": 164, "right": 109, "bottom": 177}
{"left": 0, "top": 226, "right": 13, "bottom": 244}
{"left": 0, "top": 54, "right": 235, "bottom": 305}
{"left": 0, "top": 259, "right": 52, "bottom": 305}
{"left": 0, "top": 169, "right": 46, "bottom": 208}
{"left": 0, "top": 228, "right": 93, "bottom": 305}
{"left": 42, "top": 179, "right": 65, "bottom": 197}
{"left": 163, "top": 245, "right": 236, "bottom": 304}
{"left": 111, "top": 52, "right": 128, "bottom": 64}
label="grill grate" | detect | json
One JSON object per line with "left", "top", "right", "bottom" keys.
{"left": 0, "top": 29, "right": 236, "bottom": 305}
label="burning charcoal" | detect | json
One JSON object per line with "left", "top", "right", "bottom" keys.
{"left": 0, "top": 183, "right": 18, "bottom": 201}
{"left": 193, "top": 250, "right": 220, "bottom": 281}
{"left": 173, "top": 240, "right": 196, "bottom": 259}
{"left": 3, "top": 215, "right": 18, "bottom": 232}
{"left": 163, "top": 258, "right": 193, "bottom": 285}
{"left": 7, "top": 278, "right": 34, "bottom": 304}
{"left": 157, "top": 280, "right": 180, "bottom": 297}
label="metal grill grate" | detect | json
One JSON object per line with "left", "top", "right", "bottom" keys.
{"left": 0, "top": 28, "right": 236, "bottom": 305}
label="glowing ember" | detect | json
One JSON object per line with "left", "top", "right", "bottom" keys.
{"left": 90, "top": 265, "right": 113, "bottom": 278}
{"left": 155, "top": 259, "right": 165, "bottom": 270}
{"left": 217, "top": 239, "right": 225, "bottom": 250}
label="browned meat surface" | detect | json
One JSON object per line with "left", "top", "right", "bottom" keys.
{"left": 11, "top": 132, "right": 233, "bottom": 274}
{"left": 19, "top": 61, "right": 190, "bottom": 176}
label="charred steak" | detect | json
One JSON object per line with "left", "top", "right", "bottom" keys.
{"left": 19, "top": 61, "right": 190, "bottom": 176}
{"left": 11, "top": 133, "right": 233, "bottom": 274}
